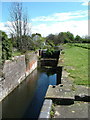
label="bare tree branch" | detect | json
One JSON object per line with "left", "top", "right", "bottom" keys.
{"left": 8, "top": 2, "right": 31, "bottom": 51}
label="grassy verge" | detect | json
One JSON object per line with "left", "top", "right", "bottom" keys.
{"left": 12, "top": 51, "right": 22, "bottom": 57}
{"left": 63, "top": 43, "right": 89, "bottom": 86}
{"left": 12, "top": 50, "right": 35, "bottom": 57}
{"left": 74, "top": 43, "right": 90, "bottom": 49}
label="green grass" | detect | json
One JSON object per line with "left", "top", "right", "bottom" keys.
{"left": 74, "top": 43, "right": 90, "bottom": 49}
{"left": 50, "top": 104, "right": 55, "bottom": 118}
{"left": 64, "top": 43, "right": 89, "bottom": 86}
{"left": 12, "top": 50, "right": 35, "bottom": 57}
{"left": 12, "top": 51, "right": 22, "bottom": 57}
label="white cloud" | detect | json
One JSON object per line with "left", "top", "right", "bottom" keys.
{"left": 31, "top": 10, "right": 88, "bottom": 37}
{"left": 31, "top": 10, "right": 87, "bottom": 22}
{"left": 0, "top": 22, "right": 9, "bottom": 35}
{"left": 0, "top": 20, "right": 88, "bottom": 37}
{"left": 0, "top": 21, "right": 32, "bottom": 37}
{"left": 0, "top": 9, "right": 88, "bottom": 38}
{"left": 32, "top": 20, "right": 88, "bottom": 37}
{"left": 82, "top": 2, "right": 88, "bottom": 6}
{"left": 0, "top": 21, "right": 17, "bottom": 37}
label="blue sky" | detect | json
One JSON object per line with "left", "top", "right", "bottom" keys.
{"left": 0, "top": 2, "right": 88, "bottom": 37}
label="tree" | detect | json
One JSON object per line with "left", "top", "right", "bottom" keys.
{"left": 32, "top": 33, "right": 45, "bottom": 49}
{"left": 58, "top": 32, "right": 74, "bottom": 43}
{"left": 45, "top": 31, "right": 75, "bottom": 45}
{"left": 66, "top": 31, "right": 74, "bottom": 43}
{"left": 46, "top": 34, "right": 55, "bottom": 47}
{"left": 82, "top": 36, "right": 90, "bottom": 43}
{"left": 0, "top": 31, "right": 12, "bottom": 62}
{"left": 58, "top": 32, "right": 66, "bottom": 44}
{"left": 8, "top": 2, "right": 30, "bottom": 51}
{"left": 75, "top": 35, "right": 82, "bottom": 43}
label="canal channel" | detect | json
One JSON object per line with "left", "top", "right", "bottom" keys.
{"left": 2, "top": 66, "right": 62, "bottom": 119}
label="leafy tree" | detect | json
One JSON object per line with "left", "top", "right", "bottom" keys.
{"left": 46, "top": 34, "right": 56, "bottom": 46}
{"left": 20, "top": 35, "right": 32, "bottom": 52}
{"left": 46, "top": 47, "right": 54, "bottom": 56}
{"left": 75, "top": 35, "right": 82, "bottom": 43}
{"left": 45, "top": 31, "right": 88, "bottom": 45}
{"left": 0, "top": 31, "right": 12, "bottom": 62}
{"left": 58, "top": 32, "right": 67, "bottom": 43}
{"left": 53, "top": 35, "right": 59, "bottom": 45}
{"left": 82, "top": 36, "right": 90, "bottom": 43}
{"left": 58, "top": 32, "right": 74, "bottom": 43}
{"left": 66, "top": 31, "right": 74, "bottom": 43}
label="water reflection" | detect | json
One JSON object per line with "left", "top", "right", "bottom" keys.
{"left": 23, "top": 73, "right": 48, "bottom": 118}
{"left": 2, "top": 69, "right": 39, "bottom": 118}
{"left": 2, "top": 67, "right": 62, "bottom": 119}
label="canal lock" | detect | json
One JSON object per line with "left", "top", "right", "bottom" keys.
{"left": 2, "top": 50, "right": 63, "bottom": 119}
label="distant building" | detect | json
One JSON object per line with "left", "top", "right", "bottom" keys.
{"left": 32, "top": 33, "right": 41, "bottom": 41}
{"left": 32, "top": 34, "right": 40, "bottom": 41}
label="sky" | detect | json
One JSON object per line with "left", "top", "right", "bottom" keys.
{"left": 0, "top": 1, "right": 89, "bottom": 37}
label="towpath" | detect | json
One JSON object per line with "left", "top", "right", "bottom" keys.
{"left": 45, "top": 53, "right": 90, "bottom": 119}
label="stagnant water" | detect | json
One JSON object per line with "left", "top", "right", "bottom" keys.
{"left": 2, "top": 68, "right": 58, "bottom": 119}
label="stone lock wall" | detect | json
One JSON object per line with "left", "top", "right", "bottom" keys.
{"left": 0, "top": 55, "right": 26, "bottom": 101}
{"left": 0, "top": 51, "right": 39, "bottom": 102}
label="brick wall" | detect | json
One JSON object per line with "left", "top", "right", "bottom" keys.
{"left": 25, "top": 52, "right": 38, "bottom": 76}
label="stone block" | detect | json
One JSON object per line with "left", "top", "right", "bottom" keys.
{"left": 39, "top": 99, "right": 52, "bottom": 119}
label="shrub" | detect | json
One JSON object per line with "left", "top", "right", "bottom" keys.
{"left": 46, "top": 48, "right": 54, "bottom": 56}
{"left": 1, "top": 31, "right": 12, "bottom": 62}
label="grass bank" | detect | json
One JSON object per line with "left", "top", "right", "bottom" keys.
{"left": 74, "top": 43, "right": 90, "bottom": 49}
{"left": 63, "top": 43, "right": 89, "bottom": 86}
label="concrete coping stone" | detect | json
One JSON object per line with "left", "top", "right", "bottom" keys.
{"left": 39, "top": 99, "right": 52, "bottom": 119}
{"left": 0, "top": 77, "right": 4, "bottom": 82}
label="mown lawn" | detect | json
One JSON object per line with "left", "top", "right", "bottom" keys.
{"left": 64, "top": 43, "right": 89, "bottom": 86}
